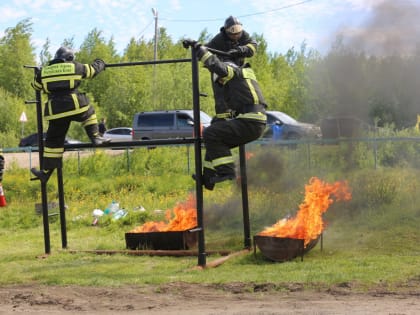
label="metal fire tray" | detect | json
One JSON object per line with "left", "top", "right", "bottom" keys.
{"left": 125, "top": 228, "right": 198, "bottom": 250}
{"left": 253, "top": 235, "right": 319, "bottom": 262}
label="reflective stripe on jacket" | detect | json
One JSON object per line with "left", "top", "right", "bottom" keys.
{"left": 32, "top": 59, "right": 105, "bottom": 120}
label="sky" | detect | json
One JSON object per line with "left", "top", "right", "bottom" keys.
{"left": 0, "top": 0, "right": 418, "bottom": 58}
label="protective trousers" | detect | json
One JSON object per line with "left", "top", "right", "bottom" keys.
{"left": 43, "top": 106, "right": 99, "bottom": 170}
{"left": 202, "top": 118, "right": 266, "bottom": 189}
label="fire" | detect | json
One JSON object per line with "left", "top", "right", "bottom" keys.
{"left": 258, "top": 177, "right": 352, "bottom": 246}
{"left": 246, "top": 152, "right": 255, "bottom": 160}
{"left": 130, "top": 194, "right": 197, "bottom": 233}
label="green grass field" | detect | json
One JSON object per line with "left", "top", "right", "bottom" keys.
{"left": 1, "top": 145, "right": 419, "bottom": 291}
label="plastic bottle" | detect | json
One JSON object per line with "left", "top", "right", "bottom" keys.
{"left": 105, "top": 201, "right": 119, "bottom": 215}
{"left": 112, "top": 209, "right": 127, "bottom": 221}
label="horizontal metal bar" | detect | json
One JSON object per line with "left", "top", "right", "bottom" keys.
{"left": 63, "top": 138, "right": 196, "bottom": 150}
{"left": 105, "top": 58, "right": 191, "bottom": 68}
{"left": 207, "top": 47, "right": 232, "bottom": 57}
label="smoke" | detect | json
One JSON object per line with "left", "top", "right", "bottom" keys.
{"left": 336, "top": 0, "right": 420, "bottom": 56}
{"left": 316, "top": 0, "right": 420, "bottom": 126}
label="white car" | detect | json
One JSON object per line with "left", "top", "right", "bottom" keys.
{"left": 103, "top": 127, "right": 133, "bottom": 142}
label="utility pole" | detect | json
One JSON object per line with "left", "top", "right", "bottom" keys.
{"left": 152, "top": 8, "right": 158, "bottom": 63}
{"left": 151, "top": 8, "right": 158, "bottom": 106}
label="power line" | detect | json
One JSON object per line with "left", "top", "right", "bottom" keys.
{"left": 136, "top": 19, "right": 154, "bottom": 38}
{"left": 159, "top": 0, "right": 314, "bottom": 23}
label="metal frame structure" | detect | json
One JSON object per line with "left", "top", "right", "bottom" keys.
{"left": 25, "top": 46, "right": 252, "bottom": 267}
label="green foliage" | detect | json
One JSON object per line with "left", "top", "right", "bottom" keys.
{"left": 0, "top": 87, "right": 38, "bottom": 147}
{"left": 0, "top": 18, "right": 35, "bottom": 99}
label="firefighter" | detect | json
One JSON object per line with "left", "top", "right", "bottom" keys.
{"left": 183, "top": 40, "right": 267, "bottom": 190}
{"left": 30, "top": 46, "right": 110, "bottom": 183}
{"left": 206, "top": 16, "right": 258, "bottom": 116}
{"left": 0, "top": 152, "right": 4, "bottom": 183}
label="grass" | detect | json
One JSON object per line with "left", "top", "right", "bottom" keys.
{"left": 0, "top": 144, "right": 420, "bottom": 292}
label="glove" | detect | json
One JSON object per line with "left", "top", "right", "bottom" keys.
{"left": 237, "top": 45, "right": 248, "bottom": 54}
{"left": 182, "top": 39, "right": 200, "bottom": 49}
{"left": 196, "top": 45, "right": 208, "bottom": 61}
{"left": 227, "top": 49, "right": 240, "bottom": 58}
{"left": 93, "top": 59, "right": 106, "bottom": 71}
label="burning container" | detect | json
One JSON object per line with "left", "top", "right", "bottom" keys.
{"left": 254, "top": 177, "right": 351, "bottom": 262}
{"left": 125, "top": 228, "right": 199, "bottom": 250}
{"left": 253, "top": 235, "right": 320, "bottom": 262}
{"left": 126, "top": 194, "right": 198, "bottom": 250}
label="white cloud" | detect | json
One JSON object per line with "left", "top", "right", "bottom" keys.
{"left": 0, "top": 5, "right": 27, "bottom": 22}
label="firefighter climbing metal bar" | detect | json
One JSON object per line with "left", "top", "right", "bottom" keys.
{"left": 24, "top": 47, "right": 253, "bottom": 267}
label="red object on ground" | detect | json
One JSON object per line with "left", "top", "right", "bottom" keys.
{"left": 0, "top": 184, "right": 6, "bottom": 207}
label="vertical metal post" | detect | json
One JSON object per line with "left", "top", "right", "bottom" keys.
{"left": 77, "top": 150, "right": 81, "bottom": 175}
{"left": 126, "top": 148, "right": 130, "bottom": 172}
{"left": 239, "top": 145, "right": 251, "bottom": 249}
{"left": 32, "top": 67, "right": 51, "bottom": 254}
{"left": 57, "top": 167, "right": 67, "bottom": 248}
{"left": 191, "top": 47, "right": 206, "bottom": 266}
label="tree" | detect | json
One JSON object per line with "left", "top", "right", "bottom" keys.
{"left": 0, "top": 18, "right": 36, "bottom": 99}
{"left": 39, "top": 38, "right": 52, "bottom": 66}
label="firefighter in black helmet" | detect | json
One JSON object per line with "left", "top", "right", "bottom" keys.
{"left": 206, "top": 16, "right": 258, "bottom": 115}
{"left": 30, "top": 46, "right": 110, "bottom": 183}
{"left": 183, "top": 40, "right": 267, "bottom": 190}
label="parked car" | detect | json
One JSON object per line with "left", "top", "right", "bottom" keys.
{"left": 261, "top": 111, "right": 322, "bottom": 140}
{"left": 132, "top": 110, "right": 212, "bottom": 140}
{"left": 103, "top": 127, "right": 133, "bottom": 142}
{"left": 19, "top": 133, "right": 81, "bottom": 147}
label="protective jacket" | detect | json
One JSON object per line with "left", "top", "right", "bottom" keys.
{"left": 206, "top": 30, "right": 257, "bottom": 66}
{"left": 32, "top": 59, "right": 105, "bottom": 120}
{"left": 200, "top": 50, "right": 267, "bottom": 120}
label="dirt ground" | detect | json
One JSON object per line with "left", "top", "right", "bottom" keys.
{"left": 0, "top": 282, "right": 419, "bottom": 315}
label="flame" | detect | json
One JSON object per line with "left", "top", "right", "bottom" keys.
{"left": 130, "top": 193, "right": 197, "bottom": 233}
{"left": 258, "top": 177, "right": 352, "bottom": 246}
{"left": 246, "top": 152, "right": 255, "bottom": 160}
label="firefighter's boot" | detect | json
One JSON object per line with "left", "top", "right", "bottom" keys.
{"left": 211, "top": 164, "right": 235, "bottom": 184}
{"left": 210, "top": 173, "right": 235, "bottom": 184}
{"left": 31, "top": 168, "right": 54, "bottom": 183}
{"left": 192, "top": 167, "right": 216, "bottom": 191}
{"left": 85, "top": 124, "right": 111, "bottom": 146}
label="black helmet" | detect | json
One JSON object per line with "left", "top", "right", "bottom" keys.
{"left": 224, "top": 16, "right": 243, "bottom": 34}
{"left": 54, "top": 46, "right": 75, "bottom": 61}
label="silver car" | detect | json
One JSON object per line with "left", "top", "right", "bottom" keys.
{"left": 132, "top": 110, "right": 212, "bottom": 140}
{"left": 103, "top": 127, "right": 133, "bottom": 142}
{"left": 262, "top": 111, "right": 321, "bottom": 140}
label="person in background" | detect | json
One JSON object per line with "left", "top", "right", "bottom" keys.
{"left": 0, "top": 153, "right": 4, "bottom": 183}
{"left": 206, "top": 16, "right": 258, "bottom": 117}
{"left": 183, "top": 40, "right": 267, "bottom": 190}
{"left": 98, "top": 118, "right": 107, "bottom": 136}
{"left": 30, "top": 46, "right": 110, "bottom": 183}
